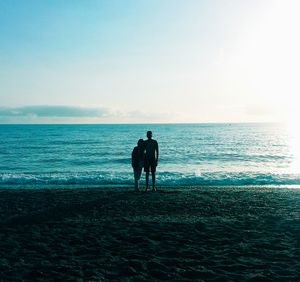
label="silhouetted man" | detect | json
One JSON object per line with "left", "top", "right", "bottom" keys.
{"left": 144, "top": 131, "right": 159, "bottom": 191}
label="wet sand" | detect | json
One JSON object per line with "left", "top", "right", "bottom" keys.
{"left": 0, "top": 186, "right": 299, "bottom": 281}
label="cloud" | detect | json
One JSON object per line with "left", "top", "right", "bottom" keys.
{"left": 0, "top": 105, "right": 177, "bottom": 123}
{"left": 0, "top": 105, "right": 110, "bottom": 118}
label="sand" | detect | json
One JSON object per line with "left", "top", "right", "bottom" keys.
{"left": 0, "top": 186, "right": 299, "bottom": 281}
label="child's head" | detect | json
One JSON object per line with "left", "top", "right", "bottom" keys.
{"left": 137, "top": 139, "right": 144, "bottom": 147}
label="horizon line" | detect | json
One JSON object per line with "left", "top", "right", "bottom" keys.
{"left": 0, "top": 121, "right": 283, "bottom": 125}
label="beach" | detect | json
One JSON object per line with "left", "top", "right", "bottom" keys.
{"left": 0, "top": 186, "right": 299, "bottom": 281}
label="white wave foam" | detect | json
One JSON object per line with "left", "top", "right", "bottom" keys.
{"left": 1, "top": 171, "right": 300, "bottom": 187}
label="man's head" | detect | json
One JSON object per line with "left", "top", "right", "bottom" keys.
{"left": 146, "top": 131, "right": 152, "bottom": 139}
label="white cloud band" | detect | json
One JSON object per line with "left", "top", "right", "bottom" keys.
{"left": 0, "top": 105, "right": 175, "bottom": 123}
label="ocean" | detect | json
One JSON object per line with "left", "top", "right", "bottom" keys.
{"left": 0, "top": 123, "right": 299, "bottom": 188}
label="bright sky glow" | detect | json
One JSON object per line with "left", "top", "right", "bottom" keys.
{"left": 0, "top": 0, "right": 299, "bottom": 123}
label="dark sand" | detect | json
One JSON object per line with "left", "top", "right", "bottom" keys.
{"left": 0, "top": 186, "right": 299, "bottom": 281}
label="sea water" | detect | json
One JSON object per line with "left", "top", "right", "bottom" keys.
{"left": 1, "top": 123, "right": 300, "bottom": 187}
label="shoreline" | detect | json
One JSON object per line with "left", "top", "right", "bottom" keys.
{"left": 1, "top": 184, "right": 300, "bottom": 190}
{"left": 1, "top": 186, "right": 299, "bottom": 281}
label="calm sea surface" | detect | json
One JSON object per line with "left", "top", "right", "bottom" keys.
{"left": 0, "top": 123, "right": 299, "bottom": 187}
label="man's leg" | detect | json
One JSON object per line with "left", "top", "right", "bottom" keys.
{"left": 134, "top": 178, "right": 139, "bottom": 191}
{"left": 152, "top": 172, "right": 156, "bottom": 191}
{"left": 145, "top": 171, "right": 149, "bottom": 191}
{"left": 151, "top": 165, "right": 157, "bottom": 191}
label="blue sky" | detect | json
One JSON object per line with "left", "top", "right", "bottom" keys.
{"left": 0, "top": 0, "right": 299, "bottom": 123}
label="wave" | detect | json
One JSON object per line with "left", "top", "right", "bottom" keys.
{"left": 157, "top": 172, "right": 300, "bottom": 186}
{"left": 1, "top": 171, "right": 300, "bottom": 187}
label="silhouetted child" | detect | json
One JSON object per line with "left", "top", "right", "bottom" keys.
{"left": 131, "top": 139, "right": 145, "bottom": 191}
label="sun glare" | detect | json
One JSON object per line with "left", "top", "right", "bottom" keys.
{"left": 286, "top": 113, "right": 300, "bottom": 173}
{"left": 237, "top": 0, "right": 300, "bottom": 119}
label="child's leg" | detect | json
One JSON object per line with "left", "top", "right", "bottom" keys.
{"left": 134, "top": 168, "right": 139, "bottom": 191}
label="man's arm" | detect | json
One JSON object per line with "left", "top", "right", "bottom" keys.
{"left": 155, "top": 141, "right": 159, "bottom": 166}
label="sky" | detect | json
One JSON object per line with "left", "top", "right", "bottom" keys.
{"left": 0, "top": 0, "right": 299, "bottom": 123}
